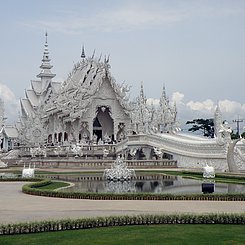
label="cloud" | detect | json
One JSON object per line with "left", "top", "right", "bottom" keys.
{"left": 23, "top": 9, "right": 184, "bottom": 34}
{"left": 20, "top": 1, "right": 244, "bottom": 34}
{"left": 184, "top": 98, "right": 245, "bottom": 120}
{"left": 21, "top": 4, "right": 187, "bottom": 33}
{"left": 219, "top": 100, "right": 245, "bottom": 115}
{"left": 172, "top": 91, "right": 184, "bottom": 105}
{"left": 186, "top": 99, "right": 215, "bottom": 113}
{"left": 0, "top": 84, "right": 17, "bottom": 103}
{"left": 146, "top": 92, "right": 245, "bottom": 123}
{"left": 0, "top": 83, "right": 19, "bottom": 123}
{"left": 171, "top": 94, "right": 245, "bottom": 128}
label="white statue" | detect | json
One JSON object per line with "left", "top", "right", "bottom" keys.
{"left": 71, "top": 143, "right": 83, "bottom": 157}
{"left": 22, "top": 164, "right": 35, "bottom": 178}
{"left": 153, "top": 147, "right": 163, "bottom": 159}
{"left": 103, "top": 148, "right": 109, "bottom": 158}
{"left": 203, "top": 164, "right": 215, "bottom": 178}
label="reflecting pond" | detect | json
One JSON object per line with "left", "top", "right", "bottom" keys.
{"left": 41, "top": 173, "right": 245, "bottom": 194}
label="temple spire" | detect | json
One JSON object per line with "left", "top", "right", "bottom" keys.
{"left": 45, "top": 31, "right": 48, "bottom": 44}
{"left": 162, "top": 84, "right": 166, "bottom": 99}
{"left": 81, "top": 45, "right": 86, "bottom": 59}
{"left": 139, "top": 82, "right": 146, "bottom": 104}
{"left": 37, "top": 32, "right": 55, "bottom": 81}
{"left": 160, "top": 84, "right": 167, "bottom": 109}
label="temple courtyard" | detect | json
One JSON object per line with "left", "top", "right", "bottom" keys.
{"left": 0, "top": 176, "right": 244, "bottom": 225}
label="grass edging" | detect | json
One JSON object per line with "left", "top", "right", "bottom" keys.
{"left": 0, "top": 177, "right": 44, "bottom": 182}
{"left": 0, "top": 213, "right": 244, "bottom": 235}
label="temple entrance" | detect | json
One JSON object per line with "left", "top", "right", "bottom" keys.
{"left": 93, "top": 129, "right": 102, "bottom": 142}
{"left": 93, "top": 117, "right": 102, "bottom": 143}
{"left": 93, "top": 106, "right": 114, "bottom": 143}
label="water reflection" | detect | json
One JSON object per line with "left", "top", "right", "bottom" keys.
{"left": 46, "top": 173, "right": 245, "bottom": 194}
{"left": 105, "top": 181, "right": 136, "bottom": 193}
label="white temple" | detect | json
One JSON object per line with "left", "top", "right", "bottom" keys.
{"left": 18, "top": 33, "right": 177, "bottom": 146}
{"left": 0, "top": 33, "right": 245, "bottom": 172}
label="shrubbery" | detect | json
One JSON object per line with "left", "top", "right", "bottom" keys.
{"left": 0, "top": 213, "right": 244, "bottom": 235}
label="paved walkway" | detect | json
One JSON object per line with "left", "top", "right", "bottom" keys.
{"left": 0, "top": 182, "right": 244, "bottom": 224}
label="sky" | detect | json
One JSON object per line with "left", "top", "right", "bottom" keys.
{"left": 0, "top": 0, "right": 245, "bottom": 132}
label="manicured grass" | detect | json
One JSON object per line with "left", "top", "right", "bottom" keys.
{"left": 35, "top": 170, "right": 103, "bottom": 175}
{"left": 0, "top": 224, "right": 244, "bottom": 245}
{"left": 36, "top": 181, "right": 70, "bottom": 190}
{"left": 154, "top": 170, "right": 245, "bottom": 185}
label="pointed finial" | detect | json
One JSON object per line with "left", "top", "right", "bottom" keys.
{"left": 106, "top": 54, "right": 110, "bottom": 63}
{"left": 92, "top": 49, "right": 96, "bottom": 59}
{"left": 81, "top": 45, "right": 86, "bottom": 59}
{"left": 98, "top": 53, "right": 102, "bottom": 62}
{"left": 162, "top": 84, "right": 166, "bottom": 96}
{"left": 45, "top": 31, "right": 48, "bottom": 43}
{"left": 140, "top": 81, "right": 144, "bottom": 96}
{"left": 37, "top": 31, "right": 56, "bottom": 79}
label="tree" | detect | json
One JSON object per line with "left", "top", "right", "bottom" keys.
{"left": 186, "top": 118, "right": 214, "bottom": 138}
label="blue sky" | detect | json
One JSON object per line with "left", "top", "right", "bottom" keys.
{"left": 0, "top": 0, "right": 245, "bottom": 131}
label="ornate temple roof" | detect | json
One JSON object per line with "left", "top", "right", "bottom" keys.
{"left": 20, "top": 98, "right": 34, "bottom": 117}
{"left": 45, "top": 51, "right": 131, "bottom": 120}
{"left": 20, "top": 32, "right": 61, "bottom": 120}
{"left": 25, "top": 89, "right": 39, "bottom": 108}
{"left": 30, "top": 80, "right": 42, "bottom": 95}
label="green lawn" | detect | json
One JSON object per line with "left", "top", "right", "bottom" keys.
{"left": 0, "top": 224, "right": 244, "bottom": 245}
{"left": 153, "top": 170, "right": 245, "bottom": 185}
{"left": 36, "top": 181, "right": 70, "bottom": 190}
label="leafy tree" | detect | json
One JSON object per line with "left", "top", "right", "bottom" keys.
{"left": 186, "top": 118, "right": 214, "bottom": 138}
{"left": 231, "top": 132, "right": 240, "bottom": 140}
{"left": 232, "top": 131, "right": 245, "bottom": 139}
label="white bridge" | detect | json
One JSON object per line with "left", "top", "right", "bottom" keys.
{"left": 116, "top": 132, "right": 244, "bottom": 172}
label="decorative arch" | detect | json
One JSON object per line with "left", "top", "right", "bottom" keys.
{"left": 93, "top": 106, "right": 114, "bottom": 143}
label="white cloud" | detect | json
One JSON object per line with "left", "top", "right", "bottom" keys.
{"left": 173, "top": 95, "right": 245, "bottom": 128}
{"left": 21, "top": 2, "right": 244, "bottom": 34}
{"left": 219, "top": 100, "right": 244, "bottom": 115}
{"left": 186, "top": 99, "right": 215, "bottom": 113}
{"left": 0, "top": 84, "right": 17, "bottom": 103}
{"left": 22, "top": 5, "right": 187, "bottom": 33}
{"left": 0, "top": 83, "right": 19, "bottom": 123}
{"left": 172, "top": 91, "right": 184, "bottom": 105}
{"left": 184, "top": 98, "right": 245, "bottom": 120}
{"left": 148, "top": 93, "right": 245, "bottom": 122}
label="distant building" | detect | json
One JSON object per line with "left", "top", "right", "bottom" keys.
{"left": 0, "top": 125, "right": 18, "bottom": 151}
{"left": 0, "top": 98, "right": 18, "bottom": 151}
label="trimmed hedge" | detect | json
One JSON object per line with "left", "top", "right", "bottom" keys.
{"left": 0, "top": 177, "right": 44, "bottom": 182}
{"left": 0, "top": 213, "right": 244, "bottom": 235}
{"left": 2, "top": 178, "right": 244, "bottom": 201}
{"left": 22, "top": 180, "right": 245, "bottom": 201}
{"left": 182, "top": 171, "right": 245, "bottom": 181}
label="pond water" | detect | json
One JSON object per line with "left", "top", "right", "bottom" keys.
{"left": 43, "top": 173, "right": 245, "bottom": 194}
